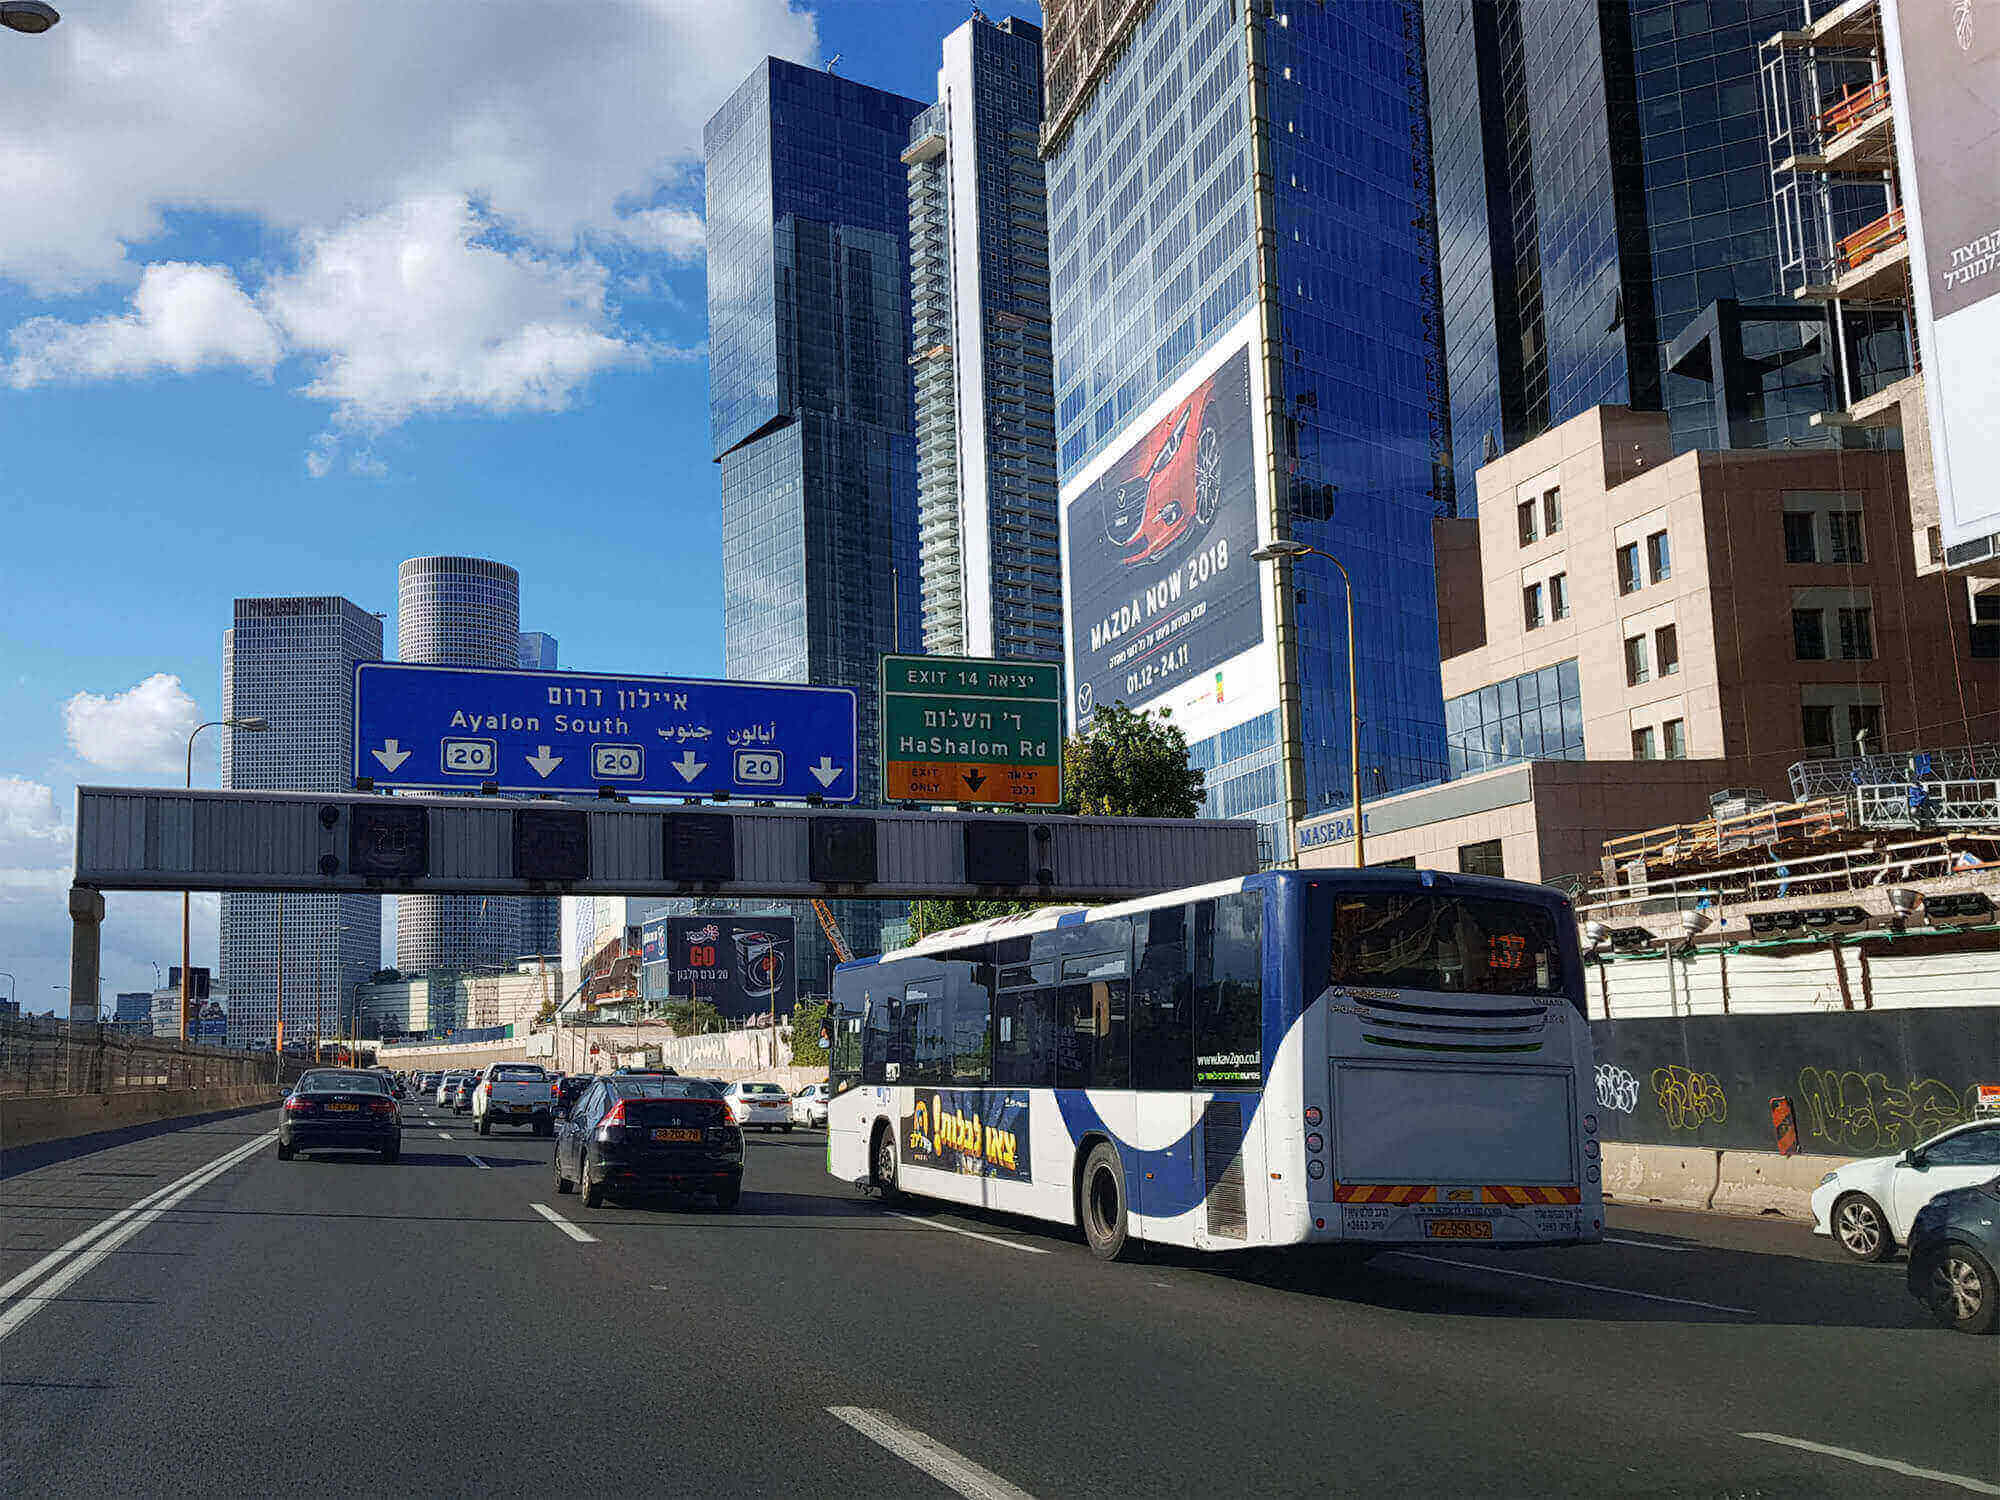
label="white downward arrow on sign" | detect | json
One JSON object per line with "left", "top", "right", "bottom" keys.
{"left": 526, "top": 746, "right": 564, "bottom": 778}
{"left": 673, "top": 751, "right": 708, "bottom": 781}
{"left": 372, "top": 739, "right": 411, "bottom": 772}
{"left": 809, "top": 756, "right": 844, "bottom": 787}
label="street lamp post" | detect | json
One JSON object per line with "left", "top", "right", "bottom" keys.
{"left": 182, "top": 717, "right": 269, "bottom": 1041}
{"left": 1250, "top": 539, "right": 1365, "bottom": 868}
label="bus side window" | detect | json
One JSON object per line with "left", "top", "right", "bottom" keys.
{"left": 1195, "top": 892, "right": 1264, "bottom": 1089}
{"left": 861, "top": 992, "right": 892, "bottom": 1085}
{"left": 904, "top": 979, "right": 949, "bottom": 1085}
{"left": 946, "top": 955, "right": 993, "bottom": 1085}
{"left": 991, "top": 969, "right": 1055, "bottom": 1087}
{"left": 1131, "top": 904, "right": 1192, "bottom": 1091}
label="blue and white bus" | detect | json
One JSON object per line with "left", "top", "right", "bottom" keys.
{"left": 826, "top": 869, "right": 1603, "bottom": 1259}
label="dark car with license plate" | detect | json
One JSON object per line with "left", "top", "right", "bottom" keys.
{"left": 1906, "top": 1173, "right": 2000, "bottom": 1335}
{"left": 279, "top": 1069, "right": 401, "bottom": 1161}
{"left": 553, "top": 1075, "right": 742, "bottom": 1209}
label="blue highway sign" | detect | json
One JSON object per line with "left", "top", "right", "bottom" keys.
{"left": 353, "top": 663, "right": 859, "bottom": 802}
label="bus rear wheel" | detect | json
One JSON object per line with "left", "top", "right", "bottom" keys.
{"left": 872, "top": 1122, "right": 903, "bottom": 1203}
{"left": 1080, "top": 1142, "right": 1136, "bottom": 1261}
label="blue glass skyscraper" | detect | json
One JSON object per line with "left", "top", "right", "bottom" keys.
{"left": 706, "top": 58, "right": 924, "bottom": 971}
{"left": 1045, "top": 0, "right": 1449, "bottom": 860}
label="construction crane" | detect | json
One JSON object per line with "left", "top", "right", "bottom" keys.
{"left": 810, "top": 897, "right": 853, "bottom": 965}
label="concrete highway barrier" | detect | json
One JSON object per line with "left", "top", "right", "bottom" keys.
{"left": 1602, "top": 1142, "right": 1849, "bottom": 1219}
{"left": 0, "top": 1084, "right": 280, "bottom": 1150}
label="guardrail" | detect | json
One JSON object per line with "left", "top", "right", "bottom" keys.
{"left": 0, "top": 1014, "right": 299, "bottom": 1098}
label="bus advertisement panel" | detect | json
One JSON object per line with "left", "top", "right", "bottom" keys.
{"left": 1062, "top": 339, "right": 1263, "bottom": 733}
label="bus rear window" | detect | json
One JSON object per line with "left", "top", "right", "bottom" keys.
{"left": 1328, "top": 894, "right": 1565, "bottom": 998}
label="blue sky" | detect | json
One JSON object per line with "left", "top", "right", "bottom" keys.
{"left": 0, "top": 0, "right": 1039, "bottom": 1014}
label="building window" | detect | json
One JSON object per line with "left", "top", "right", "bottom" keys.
{"left": 1457, "top": 839, "right": 1505, "bottom": 878}
{"left": 1663, "top": 718, "right": 1687, "bottom": 759}
{"left": 1631, "top": 726, "right": 1658, "bottom": 760}
{"left": 1617, "top": 542, "right": 1641, "bottom": 595}
{"left": 1624, "top": 634, "right": 1650, "bottom": 685}
{"left": 1928, "top": 524, "right": 1943, "bottom": 565}
{"left": 1973, "top": 589, "right": 2000, "bottom": 659}
{"left": 1550, "top": 571, "right": 1570, "bottom": 620}
{"left": 1852, "top": 703, "right": 1883, "bottom": 754}
{"left": 1543, "top": 487, "right": 1563, "bottom": 536}
{"left": 1517, "top": 499, "right": 1538, "bottom": 546}
{"left": 1784, "top": 511, "right": 1818, "bottom": 563}
{"left": 1646, "top": 529, "right": 1672, "bottom": 583}
{"left": 1828, "top": 512, "right": 1866, "bottom": 564}
{"left": 1655, "top": 623, "right": 1680, "bottom": 676}
{"left": 1801, "top": 704, "right": 1835, "bottom": 756}
{"left": 1793, "top": 608, "right": 1827, "bottom": 660}
{"left": 1522, "top": 582, "right": 1545, "bottom": 630}
{"left": 1837, "top": 606, "right": 1874, "bottom": 660}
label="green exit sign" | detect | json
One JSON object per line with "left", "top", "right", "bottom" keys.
{"left": 880, "top": 654, "right": 1064, "bottom": 807}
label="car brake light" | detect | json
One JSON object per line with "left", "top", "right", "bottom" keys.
{"left": 284, "top": 1097, "right": 312, "bottom": 1111}
{"left": 598, "top": 1100, "right": 627, "bottom": 1130}
{"left": 369, "top": 1098, "right": 396, "bottom": 1115}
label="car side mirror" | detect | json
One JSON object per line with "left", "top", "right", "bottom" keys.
{"left": 1902, "top": 1149, "right": 1927, "bottom": 1170}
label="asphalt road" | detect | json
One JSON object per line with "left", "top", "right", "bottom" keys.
{"left": 2, "top": 1097, "right": 1995, "bottom": 1498}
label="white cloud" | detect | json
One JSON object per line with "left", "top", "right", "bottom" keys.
{"left": 61, "top": 673, "right": 203, "bottom": 775}
{"left": 614, "top": 206, "right": 707, "bottom": 262}
{"left": 0, "top": 776, "right": 71, "bottom": 852}
{"left": 7, "top": 262, "right": 281, "bottom": 386}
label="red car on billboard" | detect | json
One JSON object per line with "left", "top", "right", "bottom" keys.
{"left": 1101, "top": 379, "right": 1224, "bottom": 565}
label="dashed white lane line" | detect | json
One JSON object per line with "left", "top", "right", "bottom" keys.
{"left": 437, "top": 1131, "right": 452, "bottom": 1140}
{"left": 886, "top": 1211, "right": 1049, "bottom": 1255}
{"left": 0, "top": 1130, "right": 275, "bottom": 1344}
{"left": 828, "top": 1406, "right": 1037, "bottom": 1500}
{"left": 1389, "top": 1253, "right": 1755, "bottom": 1315}
{"left": 466, "top": 1155, "right": 491, "bottom": 1170}
{"left": 1603, "top": 1236, "right": 1693, "bottom": 1253}
{"left": 1739, "top": 1433, "right": 2000, "bottom": 1495}
{"left": 530, "top": 1202, "right": 598, "bottom": 1244}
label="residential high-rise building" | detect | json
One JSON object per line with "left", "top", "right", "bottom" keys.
{"left": 516, "top": 629, "right": 562, "bottom": 958}
{"left": 219, "top": 597, "right": 382, "bottom": 1048}
{"left": 1425, "top": 0, "right": 1890, "bottom": 484}
{"left": 907, "top": 14, "right": 1063, "bottom": 661}
{"left": 396, "top": 556, "right": 523, "bottom": 972}
{"left": 706, "top": 58, "right": 925, "bottom": 975}
{"left": 1045, "top": 0, "right": 1450, "bottom": 860}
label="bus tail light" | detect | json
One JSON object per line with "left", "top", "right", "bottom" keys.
{"left": 1304, "top": 1106, "right": 1322, "bottom": 1126}
{"left": 1583, "top": 1113, "right": 1598, "bottom": 1133}
{"left": 1306, "top": 1160, "right": 1325, "bottom": 1180}
{"left": 1587, "top": 1165, "right": 1600, "bottom": 1183}
{"left": 1305, "top": 1133, "right": 1324, "bottom": 1154}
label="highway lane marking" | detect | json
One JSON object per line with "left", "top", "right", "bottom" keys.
{"left": 1389, "top": 1253, "right": 1755, "bottom": 1315}
{"left": 828, "top": 1406, "right": 1036, "bottom": 1500}
{"left": 886, "top": 1211, "right": 1049, "bottom": 1255}
{"left": 530, "top": 1202, "right": 598, "bottom": 1243}
{"left": 1739, "top": 1433, "right": 2000, "bottom": 1495}
{"left": 0, "top": 1130, "right": 275, "bottom": 1345}
{"left": 1602, "top": 1236, "right": 1693, "bottom": 1253}
{"left": 0, "top": 1129, "right": 272, "bottom": 1307}
{"left": 437, "top": 1131, "right": 453, "bottom": 1139}
{"left": 466, "top": 1156, "right": 491, "bottom": 1170}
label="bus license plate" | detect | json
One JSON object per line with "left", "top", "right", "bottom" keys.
{"left": 653, "top": 1128, "right": 701, "bottom": 1142}
{"left": 1426, "top": 1219, "right": 1493, "bottom": 1240}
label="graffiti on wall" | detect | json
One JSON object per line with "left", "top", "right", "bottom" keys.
{"left": 1594, "top": 1063, "right": 1639, "bottom": 1115}
{"left": 1651, "top": 1065, "right": 1728, "bottom": 1132}
{"left": 1793, "top": 1067, "right": 1983, "bottom": 1152}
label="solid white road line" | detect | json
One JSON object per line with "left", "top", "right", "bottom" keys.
{"left": 886, "top": 1211, "right": 1049, "bottom": 1256}
{"left": 529, "top": 1202, "right": 598, "bottom": 1243}
{"left": 1390, "top": 1253, "right": 1755, "bottom": 1315}
{"left": 466, "top": 1155, "right": 491, "bottom": 1170}
{"left": 0, "top": 1130, "right": 276, "bottom": 1344}
{"left": 828, "top": 1406, "right": 1037, "bottom": 1500}
{"left": 1739, "top": 1433, "right": 2000, "bottom": 1495}
{"left": 0, "top": 1129, "right": 273, "bottom": 1307}
{"left": 1603, "top": 1236, "right": 1693, "bottom": 1253}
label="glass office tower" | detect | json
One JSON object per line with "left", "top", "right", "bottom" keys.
{"left": 220, "top": 597, "right": 383, "bottom": 1048}
{"left": 1046, "top": 0, "right": 1449, "bottom": 861}
{"left": 907, "top": 14, "right": 1063, "bottom": 662}
{"left": 707, "top": 59, "right": 924, "bottom": 973}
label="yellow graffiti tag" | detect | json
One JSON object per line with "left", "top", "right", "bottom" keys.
{"left": 1794, "top": 1067, "right": 1980, "bottom": 1152}
{"left": 1652, "top": 1064, "right": 1728, "bottom": 1132}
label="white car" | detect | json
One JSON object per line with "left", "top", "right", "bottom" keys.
{"left": 1811, "top": 1117, "right": 2000, "bottom": 1261}
{"left": 722, "top": 1081, "right": 794, "bottom": 1132}
{"left": 792, "top": 1082, "right": 831, "bottom": 1128}
{"left": 436, "top": 1073, "right": 465, "bottom": 1109}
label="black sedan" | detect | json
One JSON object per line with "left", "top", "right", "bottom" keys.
{"left": 553, "top": 1075, "right": 742, "bottom": 1209}
{"left": 1906, "top": 1173, "right": 2000, "bottom": 1334}
{"left": 278, "top": 1069, "right": 401, "bottom": 1161}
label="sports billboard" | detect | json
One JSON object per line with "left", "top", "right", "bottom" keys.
{"left": 1061, "top": 329, "right": 1271, "bottom": 738}
{"left": 1882, "top": 0, "right": 2000, "bottom": 554}
{"left": 645, "top": 915, "right": 796, "bottom": 1021}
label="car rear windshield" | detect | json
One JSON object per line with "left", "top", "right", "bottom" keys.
{"left": 614, "top": 1078, "right": 721, "bottom": 1099}
{"left": 742, "top": 1083, "right": 784, "bottom": 1095}
{"left": 489, "top": 1066, "right": 545, "bottom": 1080}
{"left": 299, "top": 1071, "right": 384, "bottom": 1093}
{"left": 621, "top": 1094, "right": 729, "bottom": 1128}
{"left": 1327, "top": 892, "right": 1571, "bottom": 1000}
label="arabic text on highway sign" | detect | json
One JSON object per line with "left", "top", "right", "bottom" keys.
{"left": 354, "top": 663, "right": 857, "bottom": 801}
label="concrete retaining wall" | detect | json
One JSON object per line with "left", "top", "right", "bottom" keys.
{"left": 0, "top": 1084, "right": 280, "bottom": 1150}
{"left": 1601, "top": 1142, "right": 1844, "bottom": 1219}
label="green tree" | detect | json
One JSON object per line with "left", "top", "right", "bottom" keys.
{"left": 791, "top": 998, "right": 829, "bottom": 1065}
{"left": 660, "top": 998, "right": 723, "bottom": 1036}
{"left": 1063, "top": 701, "right": 1205, "bottom": 818}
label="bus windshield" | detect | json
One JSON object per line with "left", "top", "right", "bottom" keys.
{"left": 1328, "top": 891, "right": 1569, "bottom": 1001}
